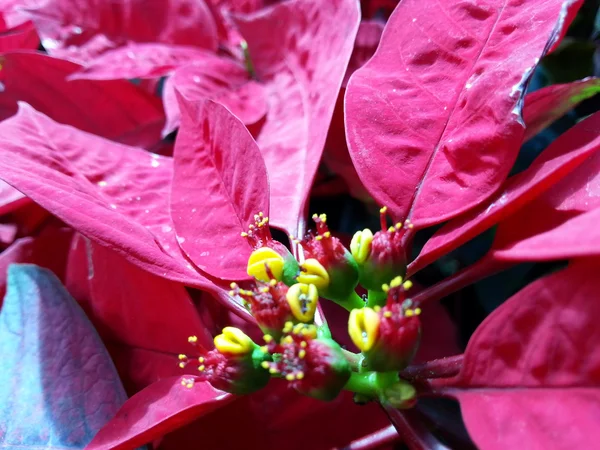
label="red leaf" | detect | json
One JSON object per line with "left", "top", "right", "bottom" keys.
{"left": 409, "top": 109, "right": 600, "bottom": 275}
{"left": 345, "top": 0, "right": 579, "bottom": 228}
{"left": 70, "top": 43, "right": 215, "bottom": 80}
{"left": 27, "top": 0, "right": 218, "bottom": 64}
{"left": 440, "top": 261, "right": 600, "bottom": 449}
{"left": 0, "top": 52, "right": 165, "bottom": 148}
{"left": 234, "top": 0, "right": 360, "bottom": 235}
{"left": 343, "top": 19, "right": 384, "bottom": 86}
{"left": 0, "top": 103, "right": 219, "bottom": 294}
{"left": 67, "top": 235, "right": 214, "bottom": 354}
{"left": 86, "top": 377, "right": 234, "bottom": 450}
{"left": 0, "top": 21, "right": 39, "bottom": 51}
{"left": 171, "top": 97, "right": 268, "bottom": 280}
{"left": 523, "top": 77, "right": 600, "bottom": 141}
{"left": 163, "top": 56, "right": 267, "bottom": 135}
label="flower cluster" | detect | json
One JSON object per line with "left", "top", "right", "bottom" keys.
{"left": 181, "top": 210, "right": 422, "bottom": 407}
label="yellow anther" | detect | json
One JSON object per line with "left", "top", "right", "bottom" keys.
{"left": 283, "top": 335, "right": 294, "bottom": 344}
{"left": 395, "top": 222, "right": 403, "bottom": 229}
{"left": 390, "top": 276, "right": 403, "bottom": 288}
{"left": 350, "top": 229, "right": 374, "bottom": 264}
{"left": 263, "top": 334, "right": 273, "bottom": 343}
{"left": 178, "top": 362, "right": 186, "bottom": 368}
{"left": 300, "top": 341, "right": 307, "bottom": 348}
{"left": 287, "top": 283, "right": 319, "bottom": 322}
{"left": 241, "top": 232, "right": 248, "bottom": 237}
{"left": 298, "top": 349, "right": 306, "bottom": 359}
{"left": 323, "top": 231, "right": 331, "bottom": 238}
{"left": 181, "top": 378, "right": 195, "bottom": 389}
{"left": 198, "top": 357, "right": 204, "bottom": 363}
{"left": 228, "top": 290, "right": 235, "bottom": 296}
{"left": 230, "top": 282, "right": 237, "bottom": 289}
{"left": 315, "top": 235, "right": 323, "bottom": 241}
{"left": 178, "top": 354, "right": 187, "bottom": 360}
{"left": 297, "top": 259, "right": 330, "bottom": 290}
{"left": 301, "top": 325, "right": 318, "bottom": 339}
{"left": 405, "top": 310, "right": 414, "bottom": 317}
{"left": 383, "top": 311, "right": 393, "bottom": 318}
{"left": 269, "top": 368, "right": 278, "bottom": 374}
{"left": 382, "top": 284, "right": 390, "bottom": 293}
{"left": 198, "top": 365, "right": 205, "bottom": 371}
{"left": 414, "top": 308, "right": 422, "bottom": 315}
{"left": 388, "top": 226, "right": 395, "bottom": 233}
{"left": 312, "top": 213, "right": 319, "bottom": 220}
{"left": 214, "top": 327, "right": 254, "bottom": 355}
{"left": 247, "top": 247, "right": 284, "bottom": 282}
{"left": 283, "top": 321, "right": 294, "bottom": 333}
{"left": 188, "top": 336, "right": 198, "bottom": 343}
{"left": 348, "top": 307, "right": 380, "bottom": 352}
{"left": 296, "top": 371, "right": 305, "bottom": 380}
{"left": 403, "top": 280, "right": 413, "bottom": 290}
{"left": 260, "top": 287, "right": 269, "bottom": 293}
{"left": 258, "top": 212, "right": 264, "bottom": 217}
{"left": 285, "top": 373, "right": 295, "bottom": 381}
{"left": 269, "top": 279, "right": 277, "bottom": 286}
{"left": 380, "top": 206, "right": 388, "bottom": 214}
{"left": 261, "top": 361, "right": 270, "bottom": 369}
{"left": 260, "top": 346, "right": 268, "bottom": 353}
{"left": 320, "top": 214, "right": 327, "bottom": 222}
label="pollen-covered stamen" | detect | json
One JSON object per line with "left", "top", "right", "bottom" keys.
{"left": 271, "top": 323, "right": 318, "bottom": 383}
{"left": 181, "top": 377, "right": 195, "bottom": 389}
{"left": 178, "top": 353, "right": 189, "bottom": 369}
{"left": 241, "top": 212, "right": 272, "bottom": 249}
{"left": 311, "top": 213, "right": 332, "bottom": 240}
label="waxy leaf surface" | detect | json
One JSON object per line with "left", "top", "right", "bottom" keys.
{"left": 523, "top": 77, "right": 600, "bottom": 141}
{"left": 86, "top": 377, "right": 233, "bottom": 450}
{"left": 234, "top": 0, "right": 360, "bottom": 235}
{"left": 0, "top": 104, "right": 221, "bottom": 294}
{"left": 346, "top": 0, "right": 580, "bottom": 228}
{"left": 171, "top": 98, "right": 268, "bottom": 279}
{"left": 27, "top": 0, "right": 218, "bottom": 63}
{"left": 70, "top": 43, "right": 215, "bottom": 80}
{"left": 409, "top": 110, "right": 600, "bottom": 275}
{"left": 162, "top": 55, "right": 267, "bottom": 135}
{"left": 0, "top": 52, "right": 165, "bottom": 148}
{"left": 442, "top": 261, "right": 600, "bottom": 450}
{"left": 0, "top": 264, "right": 127, "bottom": 449}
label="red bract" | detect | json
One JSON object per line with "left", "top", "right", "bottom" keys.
{"left": 170, "top": 98, "right": 268, "bottom": 280}
{"left": 0, "top": 20, "right": 39, "bottom": 51}
{"left": 0, "top": 52, "right": 165, "bottom": 148}
{"left": 346, "top": 0, "right": 578, "bottom": 229}
{"left": 234, "top": 0, "right": 360, "bottom": 235}
{"left": 437, "top": 261, "right": 600, "bottom": 449}
{"left": 409, "top": 109, "right": 600, "bottom": 275}
{"left": 26, "top": 0, "right": 218, "bottom": 63}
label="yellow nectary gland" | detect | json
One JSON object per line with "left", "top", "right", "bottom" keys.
{"left": 297, "top": 259, "right": 330, "bottom": 290}
{"left": 247, "top": 247, "right": 284, "bottom": 282}
{"left": 350, "top": 229, "right": 374, "bottom": 264}
{"left": 348, "top": 307, "right": 380, "bottom": 352}
{"left": 286, "top": 283, "right": 319, "bottom": 322}
{"left": 214, "top": 327, "right": 255, "bottom": 355}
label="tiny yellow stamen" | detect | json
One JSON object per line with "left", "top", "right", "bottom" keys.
{"left": 296, "top": 371, "right": 305, "bottom": 380}
{"left": 374, "top": 306, "right": 381, "bottom": 312}
{"left": 299, "top": 349, "right": 306, "bottom": 359}
{"left": 198, "top": 357, "right": 204, "bottom": 363}
{"left": 198, "top": 365, "right": 205, "bottom": 371}
{"left": 348, "top": 307, "right": 380, "bottom": 352}
{"left": 390, "top": 276, "right": 403, "bottom": 288}
{"left": 178, "top": 354, "right": 187, "bottom": 360}
{"left": 283, "top": 335, "right": 294, "bottom": 344}
{"left": 382, "top": 284, "right": 390, "bottom": 293}
{"left": 260, "top": 346, "right": 268, "bottom": 353}
{"left": 315, "top": 235, "right": 323, "bottom": 241}
{"left": 350, "top": 229, "right": 374, "bottom": 264}
{"left": 297, "top": 259, "right": 330, "bottom": 290}
{"left": 380, "top": 206, "right": 387, "bottom": 214}
{"left": 178, "top": 362, "right": 186, "bottom": 368}
{"left": 247, "top": 247, "right": 284, "bottom": 282}
{"left": 214, "top": 327, "right": 254, "bottom": 355}
{"left": 388, "top": 226, "right": 395, "bottom": 232}
{"left": 395, "top": 222, "right": 403, "bottom": 229}
{"left": 188, "top": 336, "right": 198, "bottom": 344}
{"left": 300, "top": 341, "right": 307, "bottom": 348}
{"left": 270, "top": 368, "right": 278, "bottom": 374}
{"left": 283, "top": 321, "right": 294, "bottom": 333}
{"left": 323, "top": 231, "right": 331, "bottom": 238}
{"left": 319, "top": 214, "right": 327, "bottom": 222}
{"left": 263, "top": 334, "right": 273, "bottom": 343}
{"left": 403, "top": 280, "right": 413, "bottom": 290}
{"left": 383, "top": 311, "right": 393, "bottom": 318}
{"left": 261, "top": 361, "right": 270, "bottom": 369}
{"left": 240, "top": 232, "right": 248, "bottom": 237}
{"left": 287, "top": 283, "right": 319, "bottom": 322}
{"left": 414, "top": 308, "right": 422, "bottom": 315}
{"left": 286, "top": 373, "right": 295, "bottom": 381}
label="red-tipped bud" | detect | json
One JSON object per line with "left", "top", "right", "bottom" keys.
{"left": 263, "top": 323, "right": 351, "bottom": 401}
{"left": 348, "top": 277, "right": 420, "bottom": 371}
{"left": 182, "top": 327, "right": 270, "bottom": 395}
{"left": 243, "top": 212, "right": 299, "bottom": 285}
{"left": 350, "top": 207, "right": 408, "bottom": 292}
{"left": 230, "top": 280, "right": 294, "bottom": 340}
{"left": 299, "top": 213, "right": 359, "bottom": 301}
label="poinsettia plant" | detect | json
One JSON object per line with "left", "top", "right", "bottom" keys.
{"left": 0, "top": 0, "right": 599, "bottom": 448}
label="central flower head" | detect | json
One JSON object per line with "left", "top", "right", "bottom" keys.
{"left": 348, "top": 276, "right": 421, "bottom": 371}
{"left": 263, "top": 322, "right": 351, "bottom": 401}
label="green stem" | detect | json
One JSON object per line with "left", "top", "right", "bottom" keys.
{"left": 344, "top": 372, "right": 378, "bottom": 397}
{"left": 342, "top": 349, "right": 363, "bottom": 371}
{"left": 241, "top": 40, "right": 257, "bottom": 79}
{"left": 336, "top": 290, "right": 365, "bottom": 311}
{"left": 367, "top": 290, "right": 387, "bottom": 308}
